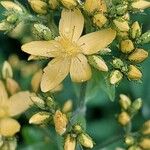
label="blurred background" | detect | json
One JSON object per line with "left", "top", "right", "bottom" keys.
{"left": 0, "top": 1, "right": 150, "bottom": 150}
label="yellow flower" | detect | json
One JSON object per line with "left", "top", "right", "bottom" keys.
{"left": 22, "top": 9, "right": 116, "bottom": 92}
{"left": 0, "top": 80, "right": 33, "bottom": 137}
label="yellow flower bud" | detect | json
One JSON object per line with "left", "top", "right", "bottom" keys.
{"left": 28, "top": 0, "right": 48, "bottom": 14}
{"left": 6, "top": 78, "right": 20, "bottom": 95}
{"left": 61, "top": 0, "right": 77, "bottom": 9}
{"left": 93, "top": 13, "right": 107, "bottom": 28}
{"left": 139, "top": 138, "right": 150, "bottom": 149}
{"left": 30, "top": 96, "right": 45, "bottom": 109}
{"left": 88, "top": 55, "right": 108, "bottom": 72}
{"left": 53, "top": 110, "right": 68, "bottom": 135}
{"left": 110, "top": 70, "right": 123, "bottom": 85}
{"left": 119, "top": 94, "right": 131, "bottom": 110}
{"left": 130, "top": 21, "right": 141, "bottom": 39}
{"left": 120, "top": 40, "right": 134, "bottom": 53}
{"left": 118, "top": 112, "right": 130, "bottom": 126}
{"left": 78, "top": 133, "right": 94, "bottom": 149}
{"left": 127, "top": 65, "right": 142, "bottom": 80}
{"left": 113, "top": 19, "right": 129, "bottom": 32}
{"left": 64, "top": 134, "right": 76, "bottom": 150}
{"left": 48, "top": 0, "right": 59, "bottom": 9}
{"left": 141, "top": 120, "right": 150, "bottom": 135}
{"left": 128, "top": 146, "right": 142, "bottom": 150}
{"left": 2, "top": 61, "right": 13, "bottom": 79}
{"left": 125, "top": 135, "right": 135, "bottom": 146}
{"left": 29, "top": 112, "right": 50, "bottom": 124}
{"left": 0, "top": 1, "right": 23, "bottom": 12}
{"left": 62, "top": 99, "right": 73, "bottom": 113}
{"left": 128, "top": 48, "right": 148, "bottom": 63}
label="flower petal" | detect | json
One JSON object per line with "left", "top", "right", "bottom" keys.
{"left": 132, "top": 0, "right": 150, "bottom": 9}
{"left": 41, "top": 57, "right": 70, "bottom": 92}
{"left": 21, "top": 41, "right": 62, "bottom": 57}
{"left": 0, "top": 117, "right": 20, "bottom": 137}
{"left": 0, "top": 80, "right": 8, "bottom": 104}
{"left": 70, "top": 54, "right": 92, "bottom": 82}
{"left": 59, "top": 8, "right": 84, "bottom": 42}
{"left": 7, "top": 91, "right": 33, "bottom": 116}
{"left": 77, "top": 29, "right": 116, "bottom": 55}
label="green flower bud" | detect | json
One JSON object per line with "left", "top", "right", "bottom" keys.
{"left": 130, "top": 21, "right": 141, "bottom": 39}
{"left": 131, "top": 98, "right": 142, "bottom": 111}
{"left": 116, "top": 4, "right": 128, "bottom": 15}
{"left": 73, "top": 124, "right": 82, "bottom": 134}
{"left": 125, "top": 135, "right": 135, "bottom": 145}
{"left": 6, "top": 14, "right": 18, "bottom": 24}
{"left": 30, "top": 96, "right": 45, "bottom": 109}
{"left": 128, "top": 146, "right": 142, "bottom": 150}
{"left": 137, "top": 30, "right": 150, "bottom": 44}
{"left": 110, "top": 70, "right": 123, "bottom": 85}
{"left": 112, "top": 58, "right": 124, "bottom": 69}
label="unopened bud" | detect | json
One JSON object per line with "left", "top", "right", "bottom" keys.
{"left": 48, "top": 0, "right": 59, "bottom": 9}
{"left": 139, "top": 138, "right": 150, "bottom": 149}
{"left": 116, "top": 4, "right": 128, "bottom": 15}
{"left": 62, "top": 99, "right": 73, "bottom": 113}
{"left": 131, "top": 98, "right": 142, "bottom": 111}
{"left": 120, "top": 40, "right": 134, "bottom": 53}
{"left": 1, "top": 1, "right": 23, "bottom": 12}
{"left": 88, "top": 55, "right": 108, "bottom": 72}
{"left": 128, "top": 146, "right": 142, "bottom": 150}
{"left": 33, "top": 24, "right": 52, "bottom": 40}
{"left": 53, "top": 110, "right": 68, "bottom": 135}
{"left": 117, "top": 31, "right": 129, "bottom": 40}
{"left": 93, "top": 13, "right": 107, "bottom": 28}
{"left": 30, "top": 96, "right": 45, "bottom": 109}
{"left": 119, "top": 94, "right": 131, "bottom": 110}
{"left": 78, "top": 133, "right": 94, "bottom": 149}
{"left": 64, "top": 134, "right": 76, "bottom": 150}
{"left": 127, "top": 65, "right": 142, "bottom": 80}
{"left": 28, "top": 0, "right": 48, "bottom": 14}
{"left": 110, "top": 70, "right": 123, "bottom": 85}
{"left": 112, "top": 58, "right": 124, "bottom": 69}
{"left": 0, "top": 22, "right": 10, "bottom": 31}
{"left": 137, "top": 30, "right": 150, "bottom": 44}
{"left": 61, "top": 0, "right": 77, "bottom": 9}
{"left": 2, "top": 61, "right": 13, "bottom": 79}
{"left": 6, "top": 78, "right": 20, "bottom": 95}
{"left": 29, "top": 112, "right": 50, "bottom": 124}
{"left": 128, "top": 48, "right": 148, "bottom": 63}
{"left": 125, "top": 135, "right": 135, "bottom": 146}
{"left": 73, "top": 124, "right": 82, "bottom": 134}
{"left": 6, "top": 14, "right": 18, "bottom": 24}
{"left": 141, "top": 120, "right": 150, "bottom": 135}
{"left": 118, "top": 112, "right": 130, "bottom": 126}
{"left": 130, "top": 21, "right": 141, "bottom": 39}
{"left": 113, "top": 19, "right": 129, "bottom": 32}
{"left": 132, "top": 0, "right": 150, "bottom": 10}
{"left": 46, "top": 97, "right": 55, "bottom": 108}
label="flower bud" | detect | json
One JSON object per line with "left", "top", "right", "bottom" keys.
{"left": 118, "top": 112, "right": 130, "bottom": 126}
{"left": 61, "top": 0, "right": 77, "bottom": 9}
{"left": 112, "top": 58, "right": 124, "bottom": 69}
{"left": 2, "top": 61, "right": 13, "bottom": 79}
{"left": 30, "top": 96, "right": 45, "bottom": 109}
{"left": 62, "top": 99, "right": 73, "bottom": 113}
{"left": 116, "top": 4, "right": 128, "bottom": 15}
{"left": 131, "top": 98, "right": 142, "bottom": 111}
{"left": 120, "top": 40, "right": 134, "bottom": 53}
{"left": 132, "top": 0, "right": 150, "bottom": 10}
{"left": 119, "top": 94, "right": 131, "bottom": 110}
{"left": 110, "top": 70, "right": 123, "bottom": 85}
{"left": 6, "top": 78, "right": 20, "bottom": 95}
{"left": 130, "top": 21, "right": 141, "bottom": 39}
{"left": 127, "top": 65, "right": 142, "bottom": 80}
{"left": 53, "top": 110, "right": 68, "bottom": 135}
{"left": 141, "top": 120, "right": 150, "bottom": 135}
{"left": 48, "top": 0, "right": 59, "bottom": 9}
{"left": 73, "top": 124, "right": 82, "bottom": 134}
{"left": 28, "top": 0, "right": 48, "bottom": 14}
{"left": 78, "top": 133, "right": 94, "bottom": 149}
{"left": 128, "top": 48, "right": 148, "bottom": 63}
{"left": 128, "top": 146, "right": 142, "bottom": 150}
{"left": 0, "top": 22, "right": 10, "bottom": 31}
{"left": 139, "top": 138, "right": 150, "bottom": 149}
{"left": 29, "top": 112, "right": 50, "bottom": 124}
{"left": 137, "top": 30, "right": 150, "bottom": 44}
{"left": 1, "top": 1, "right": 23, "bottom": 12}
{"left": 6, "top": 14, "right": 18, "bottom": 24}
{"left": 113, "top": 19, "right": 129, "bottom": 32}
{"left": 125, "top": 135, "right": 135, "bottom": 146}
{"left": 33, "top": 23, "right": 52, "bottom": 40}
{"left": 117, "top": 31, "right": 129, "bottom": 40}
{"left": 93, "top": 13, "right": 107, "bottom": 28}
{"left": 88, "top": 55, "right": 108, "bottom": 72}
{"left": 64, "top": 134, "right": 76, "bottom": 150}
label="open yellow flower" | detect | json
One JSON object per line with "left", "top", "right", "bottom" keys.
{"left": 22, "top": 9, "right": 116, "bottom": 92}
{"left": 0, "top": 80, "right": 33, "bottom": 137}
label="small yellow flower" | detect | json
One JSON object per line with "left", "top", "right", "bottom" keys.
{"left": 0, "top": 80, "right": 33, "bottom": 137}
{"left": 64, "top": 134, "right": 76, "bottom": 150}
{"left": 22, "top": 9, "right": 116, "bottom": 92}
{"left": 53, "top": 110, "right": 68, "bottom": 135}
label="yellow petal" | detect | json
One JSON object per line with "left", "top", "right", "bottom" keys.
{"left": 7, "top": 91, "right": 33, "bottom": 116}
{"left": 77, "top": 29, "right": 116, "bottom": 55}
{"left": 21, "top": 41, "right": 62, "bottom": 57}
{"left": 0, "top": 80, "right": 8, "bottom": 104}
{"left": 0, "top": 117, "right": 20, "bottom": 137}
{"left": 59, "top": 8, "right": 84, "bottom": 42}
{"left": 132, "top": 0, "right": 150, "bottom": 9}
{"left": 41, "top": 57, "right": 70, "bottom": 92}
{"left": 70, "top": 54, "right": 92, "bottom": 82}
